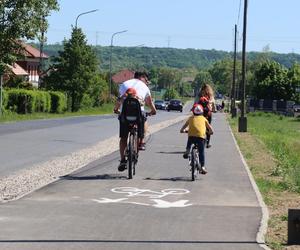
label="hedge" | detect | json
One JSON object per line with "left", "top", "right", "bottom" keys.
{"left": 49, "top": 91, "right": 67, "bottom": 113}
{"left": 7, "top": 89, "right": 36, "bottom": 113}
{"left": 1, "top": 89, "right": 8, "bottom": 110}
{"left": 5, "top": 89, "right": 67, "bottom": 114}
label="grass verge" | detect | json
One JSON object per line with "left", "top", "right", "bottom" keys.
{"left": 228, "top": 112, "right": 300, "bottom": 250}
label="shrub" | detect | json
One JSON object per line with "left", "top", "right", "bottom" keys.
{"left": 163, "top": 88, "right": 180, "bottom": 100}
{"left": 6, "top": 89, "right": 37, "bottom": 113}
{"left": 35, "top": 91, "right": 51, "bottom": 112}
{"left": 80, "top": 93, "right": 94, "bottom": 109}
{"left": 49, "top": 91, "right": 67, "bottom": 113}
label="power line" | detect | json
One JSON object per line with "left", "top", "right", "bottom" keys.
{"left": 236, "top": 0, "right": 242, "bottom": 27}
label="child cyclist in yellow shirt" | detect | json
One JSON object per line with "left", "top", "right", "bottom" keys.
{"left": 180, "top": 104, "right": 213, "bottom": 174}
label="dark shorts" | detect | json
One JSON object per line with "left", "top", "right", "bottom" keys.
{"left": 119, "top": 112, "right": 146, "bottom": 139}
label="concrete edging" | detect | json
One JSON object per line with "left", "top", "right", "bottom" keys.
{"left": 227, "top": 121, "right": 271, "bottom": 250}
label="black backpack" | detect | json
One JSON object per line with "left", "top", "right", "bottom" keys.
{"left": 121, "top": 97, "right": 143, "bottom": 124}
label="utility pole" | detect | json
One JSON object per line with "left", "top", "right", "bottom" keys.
{"left": 39, "top": 15, "right": 46, "bottom": 89}
{"left": 231, "top": 24, "right": 237, "bottom": 118}
{"left": 238, "top": 0, "right": 248, "bottom": 132}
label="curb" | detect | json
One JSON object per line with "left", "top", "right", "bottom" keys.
{"left": 227, "top": 121, "right": 271, "bottom": 250}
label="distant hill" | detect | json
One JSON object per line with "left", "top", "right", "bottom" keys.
{"left": 42, "top": 44, "right": 300, "bottom": 72}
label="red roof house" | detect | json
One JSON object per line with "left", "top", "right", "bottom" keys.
{"left": 15, "top": 43, "right": 49, "bottom": 87}
{"left": 112, "top": 69, "right": 134, "bottom": 84}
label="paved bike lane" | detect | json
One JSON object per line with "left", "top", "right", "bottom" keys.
{"left": 0, "top": 113, "right": 267, "bottom": 250}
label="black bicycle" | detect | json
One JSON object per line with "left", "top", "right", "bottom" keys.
{"left": 189, "top": 144, "right": 201, "bottom": 181}
{"left": 126, "top": 122, "right": 139, "bottom": 179}
{"left": 125, "top": 112, "right": 151, "bottom": 179}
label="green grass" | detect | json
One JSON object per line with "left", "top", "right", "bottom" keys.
{"left": 0, "top": 103, "right": 114, "bottom": 123}
{"left": 232, "top": 112, "right": 300, "bottom": 192}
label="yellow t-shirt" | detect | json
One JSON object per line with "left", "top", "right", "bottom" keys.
{"left": 188, "top": 115, "right": 207, "bottom": 139}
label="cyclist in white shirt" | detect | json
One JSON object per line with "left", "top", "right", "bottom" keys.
{"left": 114, "top": 71, "right": 156, "bottom": 171}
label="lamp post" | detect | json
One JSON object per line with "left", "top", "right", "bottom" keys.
{"left": 109, "top": 30, "right": 127, "bottom": 98}
{"left": 75, "top": 9, "right": 98, "bottom": 28}
{"left": 238, "top": 0, "right": 248, "bottom": 132}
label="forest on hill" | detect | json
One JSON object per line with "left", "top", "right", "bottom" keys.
{"left": 42, "top": 44, "right": 300, "bottom": 72}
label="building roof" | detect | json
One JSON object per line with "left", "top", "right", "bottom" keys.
{"left": 8, "top": 63, "right": 29, "bottom": 76}
{"left": 23, "top": 43, "right": 49, "bottom": 59}
{"left": 112, "top": 69, "right": 135, "bottom": 84}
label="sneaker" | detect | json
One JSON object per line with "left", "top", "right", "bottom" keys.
{"left": 183, "top": 150, "right": 189, "bottom": 159}
{"left": 200, "top": 166, "right": 208, "bottom": 175}
{"left": 118, "top": 159, "right": 127, "bottom": 172}
{"left": 138, "top": 143, "right": 146, "bottom": 151}
{"left": 206, "top": 144, "right": 212, "bottom": 149}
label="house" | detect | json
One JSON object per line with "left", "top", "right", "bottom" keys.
{"left": 112, "top": 69, "right": 134, "bottom": 84}
{"left": 16, "top": 44, "right": 49, "bottom": 87}
{"left": 4, "top": 43, "right": 49, "bottom": 87}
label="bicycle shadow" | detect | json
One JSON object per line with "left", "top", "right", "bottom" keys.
{"left": 156, "top": 151, "right": 185, "bottom": 155}
{"left": 144, "top": 176, "right": 194, "bottom": 182}
{"left": 60, "top": 174, "right": 128, "bottom": 181}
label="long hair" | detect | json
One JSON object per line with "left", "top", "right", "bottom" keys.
{"left": 199, "top": 84, "right": 214, "bottom": 99}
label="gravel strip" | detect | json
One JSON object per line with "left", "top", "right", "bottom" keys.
{"left": 0, "top": 115, "right": 188, "bottom": 202}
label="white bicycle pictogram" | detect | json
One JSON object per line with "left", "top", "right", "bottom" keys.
{"left": 111, "top": 187, "right": 189, "bottom": 199}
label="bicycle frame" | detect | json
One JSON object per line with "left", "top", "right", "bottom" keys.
{"left": 188, "top": 144, "right": 200, "bottom": 181}
{"left": 126, "top": 123, "right": 139, "bottom": 179}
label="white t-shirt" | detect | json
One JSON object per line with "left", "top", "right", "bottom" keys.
{"left": 119, "top": 79, "right": 151, "bottom": 111}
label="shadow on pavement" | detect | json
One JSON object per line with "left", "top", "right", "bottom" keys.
{"left": 156, "top": 151, "right": 185, "bottom": 154}
{"left": 144, "top": 176, "right": 193, "bottom": 182}
{"left": 60, "top": 174, "right": 127, "bottom": 180}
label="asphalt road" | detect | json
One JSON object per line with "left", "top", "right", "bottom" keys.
{"left": 0, "top": 113, "right": 265, "bottom": 250}
{"left": 0, "top": 108, "right": 187, "bottom": 177}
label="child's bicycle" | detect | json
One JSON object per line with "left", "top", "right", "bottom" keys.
{"left": 181, "top": 130, "right": 202, "bottom": 181}
{"left": 188, "top": 143, "right": 201, "bottom": 181}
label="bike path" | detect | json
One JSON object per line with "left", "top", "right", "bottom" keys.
{"left": 0, "top": 113, "right": 266, "bottom": 250}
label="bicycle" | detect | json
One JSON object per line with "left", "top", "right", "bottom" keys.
{"left": 124, "top": 112, "right": 150, "bottom": 179}
{"left": 126, "top": 121, "right": 139, "bottom": 179}
{"left": 189, "top": 143, "right": 201, "bottom": 181}
{"left": 181, "top": 130, "right": 202, "bottom": 181}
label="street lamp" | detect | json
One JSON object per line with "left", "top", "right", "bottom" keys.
{"left": 75, "top": 9, "right": 98, "bottom": 28}
{"left": 109, "top": 30, "right": 128, "bottom": 98}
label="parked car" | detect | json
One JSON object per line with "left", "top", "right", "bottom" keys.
{"left": 167, "top": 99, "right": 183, "bottom": 112}
{"left": 293, "top": 104, "right": 300, "bottom": 117}
{"left": 154, "top": 100, "right": 167, "bottom": 110}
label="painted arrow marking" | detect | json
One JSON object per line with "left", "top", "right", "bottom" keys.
{"left": 151, "top": 199, "right": 193, "bottom": 208}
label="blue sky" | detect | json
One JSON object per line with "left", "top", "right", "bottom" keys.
{"left": 45, "top": 0, "right": 300, "bottom": 54}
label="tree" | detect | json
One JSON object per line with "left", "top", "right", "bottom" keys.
{"left": 0, "top": 0, "right": 59, "bottom": 72}
{"left": 163, "top": 88, "right": 179, "bottom": 100}
{"left": 45, "top": 28, "right": 105, "bottom": 111}
{"left": 192, "top": 71, "right": 213, "bottom": 97}
{"left": 287, "top": 63, "right": 300, "bottom": 103}
{"left": 157, "top": 68, "right": 181, "bottom": 89}
{"left": 208, "top": 59, "right": 233, "bottom": 96}
{"left": 252, "top": 60, "right": 288, "bottom": 100}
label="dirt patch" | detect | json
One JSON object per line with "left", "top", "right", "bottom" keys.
{"left": 231, "top": 125, "right": 300, "bottom": 250}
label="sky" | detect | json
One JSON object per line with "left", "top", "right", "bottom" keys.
{"left": 45, "top": 0, "right": 300, "bottom": 54}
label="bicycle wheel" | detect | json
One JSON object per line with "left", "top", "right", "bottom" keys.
{"left": 191, "top": 147, "right": 196, "bottom": 181}
{"left": 128, "top": 133, "right": 134, "bottom": 179}
{"left": 132, "top": 131, "right": 138, "bottom": 175}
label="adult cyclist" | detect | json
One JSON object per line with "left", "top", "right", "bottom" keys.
{"left": 113, "top": 71, "right": 157, "bottom": 171}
